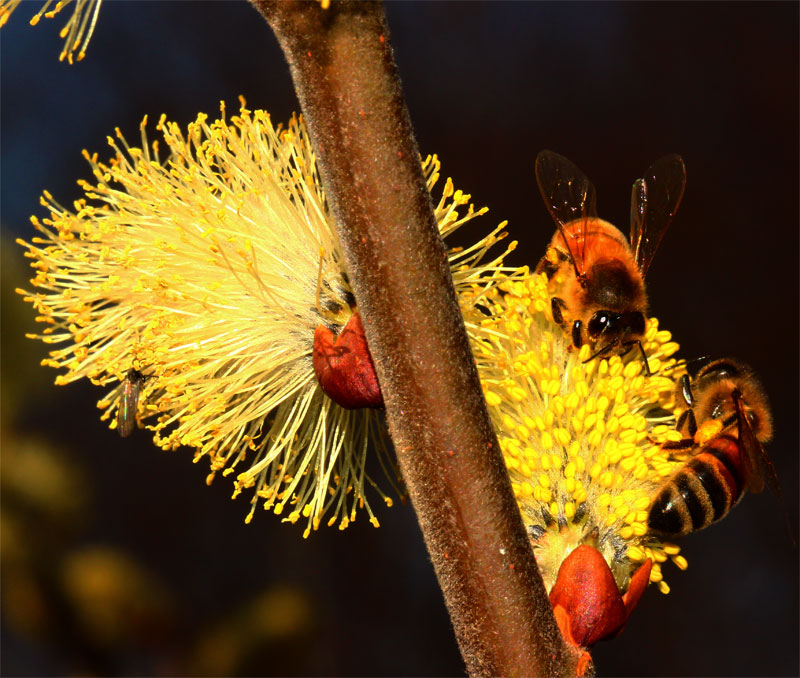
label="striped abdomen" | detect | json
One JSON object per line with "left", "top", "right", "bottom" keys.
{"left": 647, "top": 436, "right": 745, "bottom": 537}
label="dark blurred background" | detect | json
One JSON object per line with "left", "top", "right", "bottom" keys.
{"left": 1, "top": 2, "right": 797, "bottom": 676}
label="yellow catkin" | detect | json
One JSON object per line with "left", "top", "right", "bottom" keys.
{"left": 18, "top": 104, "right": 517, "bottom": 539}
{"left": 475, "top": 271, "right": 689, "bottom": 596}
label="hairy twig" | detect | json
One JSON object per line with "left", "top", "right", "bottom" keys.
{"left": 250, "top": 1, "right": 581, "bottom": 674}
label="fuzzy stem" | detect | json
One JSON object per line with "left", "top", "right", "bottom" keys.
{"left": 251, "top": 1, "right": 581, "bottom": 675}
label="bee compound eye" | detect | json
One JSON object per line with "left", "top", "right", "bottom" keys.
{"left": 587, "top": 312, "right": 610, "bottom": 338}
{"left": 628, "top": 312, "right": 646, "bottom": 335}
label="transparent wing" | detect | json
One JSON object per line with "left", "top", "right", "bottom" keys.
{"left": 629, "top": 177, "right": 647, "bottom": 266}
{"left": 733, "top": 392, "right": 772, "bottom": 494}
{"left": 735, "top": 386, "right": 798, "bottom": 544}
{"left": 535, "top": 150, "right": 598, "bottom": 277}
{"left": 629, "top": 154, "right": 686, "bottom": 278}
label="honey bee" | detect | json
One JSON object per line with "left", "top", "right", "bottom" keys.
{"left": 534, "top": 150, "right": 686, "bottom": 375}
{"left": 647, "top": 358, "right": 779, "bottom": 536}
{"left": 117, "top": 368, "right": 145, "bottom": 438}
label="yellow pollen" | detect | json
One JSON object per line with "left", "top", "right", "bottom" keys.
{"left": 475, "top": 270, "right": 688, "bottom": 595}
{"left": 18, "top": 106, "right": 520, "bottom": 538}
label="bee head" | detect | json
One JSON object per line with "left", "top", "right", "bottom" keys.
{"left": 586, "top": 310, "right": 645, "bottom": 341}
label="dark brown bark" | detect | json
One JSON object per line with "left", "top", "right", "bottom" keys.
{"left": 250, "top": 2, "right": 581, "bottom": 675}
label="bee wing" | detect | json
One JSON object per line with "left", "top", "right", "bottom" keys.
{"left": 735, "top": 391, "right": 798, "bottom": 544}
{"left": 629, "top": 154, "right": 686, "bottom": 278}
{"left": 535, "top": 150, "right": 598, "bottom": 277}
{"left": 733, "top": 391, "right": 775, "bottom": 494}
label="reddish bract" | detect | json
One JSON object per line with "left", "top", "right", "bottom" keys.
{"left": 313, "top": 311, "right": 384, "bottom": 409}
{"left": 549, "top": 544, "right": 652, "bottom": 675}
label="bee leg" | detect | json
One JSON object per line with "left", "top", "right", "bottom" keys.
{"left": 660, "top": 437, "right": 696, "bottom": 451}
{"left": 668, "top": 408, "right": 698, "bottom": 449}
{"left": 571, "top": 320, "right": 583, "bottom": 348}
{"left": 583, "top": 338, "right": 617, "bottom": 364}
{"left": 551, "top": 297, "right": 567, "bottom": 325}
{"left": 676, "top": 408, "right": 698, "bottom": 438}
{"left": 619, "top": 339, "right": 651, "bottom": 376}
{"left": 720, "top": 411, "right": 739, "bottom": 431}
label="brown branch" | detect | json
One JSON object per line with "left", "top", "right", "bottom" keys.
{"left": 250, "top": 1, "right": 580, "bottom": 675}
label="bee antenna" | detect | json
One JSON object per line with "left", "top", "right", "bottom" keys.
{"left": 586, "top": 339, "right": 651, "bottom": 376}
{"left": 686, "top": 355, "right": 712, "bottom": 376}
{"left": 659, "top": 355, "right": 711, "bottom": 376}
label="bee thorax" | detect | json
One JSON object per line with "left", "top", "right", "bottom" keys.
{"left": 585, "top": 259, "right": 644, "bottom": 310}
